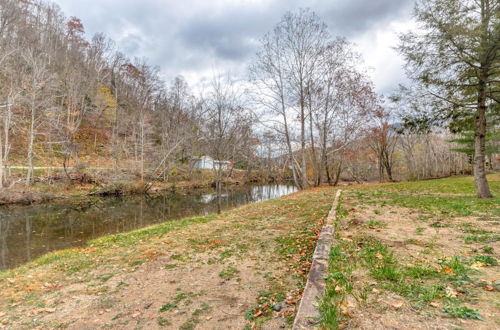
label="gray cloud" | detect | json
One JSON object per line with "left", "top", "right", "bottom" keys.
{"left": 53, "top": 0, "right": 416, "bottom": 93}
{"left": 322, "top": 0, "right": 414, "bottom": 36}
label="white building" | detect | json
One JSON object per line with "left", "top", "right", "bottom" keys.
{"left": 193, "top": 156, "right": 232, "bottom": 170}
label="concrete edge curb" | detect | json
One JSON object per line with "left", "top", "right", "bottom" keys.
{"left": 292, "top": 189, "right": 342, "bottom": 329}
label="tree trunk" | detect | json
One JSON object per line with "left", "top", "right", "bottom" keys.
{"left": 472, "top": 0, "right": 493, "bottom": 199}
{"left": 473, "top": 80, "right": 492, "bottom": 198}
{"left": 26, "top": 97, "right": 36, "bottom": 187}
{"left": 0, "top": 130, "right": 3, "bottom": 189}
{"left": 333, "top": 161, "right": 342, "bottom": 186}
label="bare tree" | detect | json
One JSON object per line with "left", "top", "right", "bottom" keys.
{"left": 202, "top": 74, "right": 250, "bottom": 208}
{"left": 21, "top": 48, "right": 54, "bottom": 186}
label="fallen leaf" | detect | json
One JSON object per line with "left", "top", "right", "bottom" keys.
{"left": 483, "top": 285, "right": 494, "bottom": 291}
{"left": 391, "top": 301, "right": 404, "bottom": 309}
{"left": 445, "top": 286, "right": 458, "bottom": 298}
{"left": 471, "top": 261, "right": 485, "bottom": 269}
{"left": 340, "top": 302, "right": 350, "bottom": 317}
{"left": 429, "top": 302, "right": 440, "bottom": 308}
{"left": 441, "top": 267, "right": 454, "bottom": 275}
{"left": 132, "top": 310, "right": 141, "bottom": 318}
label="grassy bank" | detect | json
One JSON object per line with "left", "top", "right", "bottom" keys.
{"left": 0, "top": 186, "right": 337, "bottom": 329}
{"left": 321, "top": 174, "right": 499, "bottom": 329}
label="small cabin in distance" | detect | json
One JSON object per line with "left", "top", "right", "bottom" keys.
{"left": 193, "top": 155, "right": 232, "bottom": 170}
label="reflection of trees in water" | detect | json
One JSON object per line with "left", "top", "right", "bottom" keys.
{"left": 0, "top": 217, "right": 10, "bottom": 268}
{"left": 1, "top": 184, "right": 297, "bottom": 270}
{"left": 25, "top": 214, "right": 31, "bottom": 261}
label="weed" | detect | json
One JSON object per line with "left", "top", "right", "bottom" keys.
{"left": 366, "top": 219, "right": 384, "bottom": 228}
{"left": 440, "top": 257, "right": 469, "bottom": 276}
{"left": 443, "top": 305, "right": 482, "bottom": 320}
{"left": 371, "top": 264, "right": 401, "bottom": 281}
{"left": 180, "top": 320, "right": 199, "bottom": 330}
{"left": 430, "top": 222, "right": 451, "bottom": 228}
{"left": 128, "top": 260, "right": 143, "bottom": 267}
{"left": 219, "top": 266, "right": 239, "bottom": 280}
{"left": 404, "top": 266, "right": 438, "bottom": 279}
{"left": 192, "top": 302, "right": 211, "bottom": 317}
{"left": 164, "top": 264, "right": 176, "bottom": 269}
{"left": 464, "top": 234, "right": 500, "bottom": 244}
{"left": 481, "top": 246, "right": 493, "bottom": 253}
{"left": 173, "top": 293, "right": 188, "bottom": 303}
{"left": 159, "top": 303, "right": 177, "bottom": 312}
{"left": 416, "top": 227, "right": 425, "bottom": 234}
{"left": 219, "top": 249, "right": 234, "bottom": 259}
{"left": 463, "top": 228, "right": 491, "bottom": 235}
{"left": 157, "top": 316, "right": 171, "bottom": 326}
{"left": 473, "top": 255, "right": 498, "bottom": 266}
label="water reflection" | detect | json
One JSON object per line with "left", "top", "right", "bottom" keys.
{"left": 0, "top": 184, "right": 297, "bottom": 270}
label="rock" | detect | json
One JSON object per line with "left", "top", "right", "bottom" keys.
{"left": 272, "top": 304, "right": 282, "bottom": 312}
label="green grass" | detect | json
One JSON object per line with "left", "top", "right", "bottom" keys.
{"left": 320, "top": 245, "right": 352, "bottom": 329}
{"left": 218, "top": 266, "right": 239, "bottom": 280}
{"left": 443, "top": 305, "right": 482, "bottom": 320}
{"left": 348, "top": 174, "right": 500, "bottom": 217}
{"left": 473, "top": 255, "right": 498, "bottom": 266}
{"left": 90, "top": 214, "right": 218, "bottom": 249}
{"left": 320, "top": 175, "right": 498, "bottom": 328}
{"left": 320, "top": 235, "right": 479, "bottom": 327}
{"left": 375, "top": 175, "right": 500, "bottom": 195}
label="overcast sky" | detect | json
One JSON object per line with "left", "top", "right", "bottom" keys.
{"left": 52, "top": 0, "right": 415, "bottom": 95}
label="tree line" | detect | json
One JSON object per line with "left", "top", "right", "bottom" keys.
{"left": 0, "top": 0, "right": 497, "bottom": 199}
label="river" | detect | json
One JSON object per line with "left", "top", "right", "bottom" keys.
{"left": 0, "top": 184, "right": 297, "bottom": 270}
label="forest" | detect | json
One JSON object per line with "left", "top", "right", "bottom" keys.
{"left": 0, "top": 0, "right": 497, "bottom": 203}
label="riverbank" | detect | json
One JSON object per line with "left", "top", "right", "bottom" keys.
{"left": 0, "top": 168, "right": 273, "bottom": 206}
{"left": 0, "top": 186, "right": 337, "bottom": 329}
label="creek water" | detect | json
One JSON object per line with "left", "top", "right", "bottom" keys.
{"left": 0, "top": 184, "right": 297, "bottom": 270}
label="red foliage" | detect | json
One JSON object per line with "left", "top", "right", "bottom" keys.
{"left": 67, "top": 16, "right": 85, "bottom": 38}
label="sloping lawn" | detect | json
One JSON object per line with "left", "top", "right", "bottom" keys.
{"left": 0, "top": 187, "right": 337, "bottom": 329}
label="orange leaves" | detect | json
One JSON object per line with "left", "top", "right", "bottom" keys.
{"left": 140, "top": 247, "right": 162, "bottom": 260}
{"left": 441, "top": 267, "right": 454, "bottom": 275}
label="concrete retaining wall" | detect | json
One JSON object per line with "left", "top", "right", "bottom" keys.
{"left": 292, "top": 189, "right": 342, "bottom": 329}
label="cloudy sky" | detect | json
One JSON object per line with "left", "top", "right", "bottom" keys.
{"left": 52, "top": 0, "right": 416, "bottom": 95}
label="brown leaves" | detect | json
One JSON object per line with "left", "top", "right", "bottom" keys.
{"left": 252, "top": 308, "right": 263, "bottom": 318}
{"left": 31, "top": 308, "right": 56, "bottom": 315}
{"left": 42, "top": 282, "right": 61, "bottom": 291}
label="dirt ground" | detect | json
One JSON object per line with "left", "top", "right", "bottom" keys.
{"left": 0, "top": 188, "right": 337, "bottom": 329}
{"left": 334, "top": 191, "right": 499, "bottom": 330}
